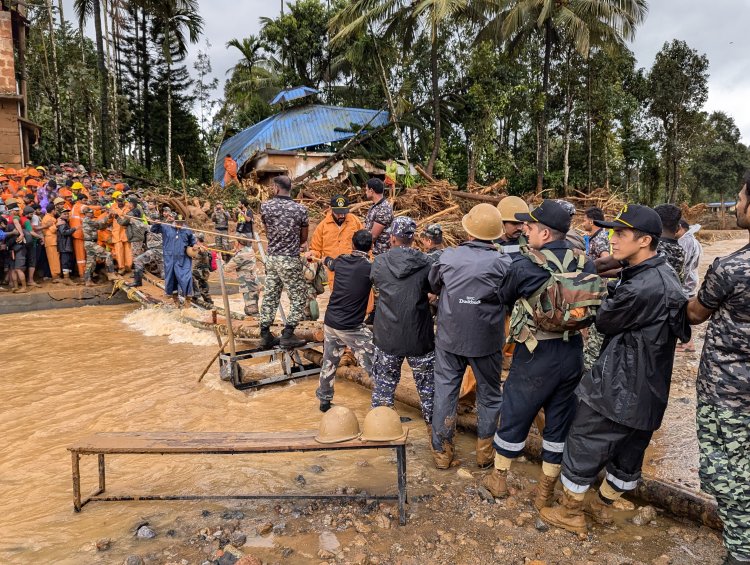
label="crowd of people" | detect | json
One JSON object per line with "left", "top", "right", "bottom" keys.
{"left": 250, "top": 174, "right": 746, "bottom": 564}
{"left": 2, "top": 163, "right": 748, "bottom": 562}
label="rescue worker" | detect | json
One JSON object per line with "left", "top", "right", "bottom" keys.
{"left": 151, "top": 212, "right": 196, "bottom": 307}
{"left": 541, "top": 205, "right": 689, "bottom": 535}
{"left": 307, "top": 194, "right": 363, "bottom": 289}
{"left": 69, "top": 192, "right": 87, "bottom": 277}
{"left": 364, "top": 178, "right": 393, "bottom": 257}
{"left": 110, "top": 194, "right": 133, "bottom": 274}
{"left": 119, "top": 195, "right": 148, "bottom": 260}
{"left": 131, "top": 209, "right": 164, "bottom": 287}
{"left": 41, "top": 203, "right": 62, "bottom": 283}
{"left": 81, "top": 206, "right": 115, "bottom": 286}
{"left": 485, "top": 200, "right": 597, "bottom": 508}
{"left": 191, "top": 233, "right": 213, "bottom": 304}
{"left": 429, "top": 204, "right": 511, "bottom": 469}
{"left": 686, "top": 175, "right": 750, "bottom": 565}
{"left": 56, "top": 209, "right": 76, "bottom": 285}
{"left": 259, "top": 175, "right": 309, "bottom": 349}
{"left": 582, "top": 207, "right": 610, "bottom": 261}
{"left": 654, "top": 203, "right": 686, "bottom": 283}
{"left": 420, "top": 224, "right": 445, "bottom": 264}
{"left": 316, "top": 229, "right": 375, "bottom": 412}
{"left": 224, "top": 237, "right": 261, "bottom": 316}
{"left": 676, "top": 219, "right": 703, "bottom": 353}
{"left": 495, "top": 196, "right": 530, "bottom": 257}
{"left": 223, "top": 154, "right": 240, "bottom": 187}
{"left": 370, "top": 216, "right": 435, "bottom": 427}
{"left": 236, "top": 198, "right": 255, "bottom": 237}
{"left": 555, "top": 199, "right": 586, "bottom": 252}
{"left": 212, "top": 201, "right": 231, "bottom": 257}
{"left": 384, "top": 159, "right": 398, "bottom": 192}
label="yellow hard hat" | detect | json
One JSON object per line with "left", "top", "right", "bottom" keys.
{"left": 71, "top": 181, "right": 84, "bottom": 190}
{"left": 461, "top": 203, "right": 504, "bottom": 241}
{"left": 314, "top": 406, "right": 361, "bottom": 444}
{"left": 497, "top": 196, "right": 530, "bottom": 222}
{"left": 360, "top": 406, "right": 406, "bottom": 442}
{"left": 112, "top": 190, "right": 122, "bottom": 198}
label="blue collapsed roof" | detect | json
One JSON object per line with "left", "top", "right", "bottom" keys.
{"left": 270, "top": 86, "right": 319, "bottom": 105}
{"left": 214, "top": 104, "right": 389, "bottom": 184}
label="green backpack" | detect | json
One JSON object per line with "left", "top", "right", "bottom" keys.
{"left": 508, "top": 248, "right": 607, "bottom": 352}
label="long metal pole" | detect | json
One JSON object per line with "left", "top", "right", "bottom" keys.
{"left": 216, "top": 255, "right": 236, "bottom": 358}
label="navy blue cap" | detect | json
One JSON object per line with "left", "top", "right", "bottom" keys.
{"left": 515, "top": 199, "right": 571, "bottom": 233}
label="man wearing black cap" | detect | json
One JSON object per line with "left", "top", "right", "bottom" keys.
{"left": 541, "top": 204, "right": 690, "bottom": 535}
{"left": 484, "top": 199, "right": 598, "bottom": 510}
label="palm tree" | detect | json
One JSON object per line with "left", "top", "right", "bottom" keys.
{"left": 331, "top": 0, "right": 479, "bottom": 175}
{"left": 225, "top": 36, "right": 279, "bottom": 99}
{"left": 479, "top": 0, "right": 648, "bottom": 191}
{"left": 74, "top": 0, "right": 111, "bottom": 167}
{"left": 149, "top": 0, "right": 203, "bottom": 180}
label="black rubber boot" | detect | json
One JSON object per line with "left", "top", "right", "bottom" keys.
{"left": 319, "top": 400, "right": 332, "bottom": 413}
{"left": 128, "top": 269, "right": 143, "bottom": 287}
{"left": 259, "top": 326, "right": 280, "bottom": 349}
{"left": 279, "top": 325, "right": 306, "bottom": 349}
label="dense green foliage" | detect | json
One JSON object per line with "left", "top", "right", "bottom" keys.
{"left": 23, "top": 1, "right": 749, "bottom": 203}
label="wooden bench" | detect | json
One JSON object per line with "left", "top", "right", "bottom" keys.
{"left": 68, "top": 430, "right": 409, "bottom": 525}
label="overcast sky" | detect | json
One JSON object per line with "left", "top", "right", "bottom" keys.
{"left": 65, "top": 0, "right": 750, "bottom": 142}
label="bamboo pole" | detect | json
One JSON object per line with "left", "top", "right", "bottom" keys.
{"left": 216, "top": 255, "right": 236, "bottom": 358}
{"left": 197, "top": 339, "right": 229, "bottom": 383}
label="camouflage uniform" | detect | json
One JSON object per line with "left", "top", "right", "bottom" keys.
{"left": 425, "top": 248, "right": 444, "bottom": 264}
{"left": 212, "top": 208, "right": 231, "bottom": 252}
{"left": 364, "top": 198, "right": 394, "bottom": 256}
{"left": 134, "top": 215, "right": 164, "bottom": 277}
{"left": 586, "top": 228, "right": 610, "bottom": 262}
{"left": 192, "top": 248, "right": 213, "bottom": 303}
{"left": 371, "top": 347, "right": 435, "bottom": 424}
{"left": 695, "top": 243, "right": 750, "bottom": 561}
{"left": 316, "top": 324, "right": 374, "bottom": 403}
{"left": 259, "top": 196, "right": 309, "bottom": 327}
{"left": 82, "top": 215, "right": 113, "bottom": 280}
{"left": 226, "top": 245, "right": 260, "bottom": 310}
{"left": 657, "top": 238, "right": 686, "bottom": 283}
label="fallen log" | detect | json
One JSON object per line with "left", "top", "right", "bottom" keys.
{"left": 448, "top": 190, "right": 504, "bottom": 204}
{"left": 186, "top": 313, "right": 324, "bottom": 343}
{"left": 301, "top": 349, "right": 721, "bottom": 530}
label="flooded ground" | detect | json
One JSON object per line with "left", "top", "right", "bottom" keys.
{"left": 1, "top": 235, "right": 744, "bottom": 564}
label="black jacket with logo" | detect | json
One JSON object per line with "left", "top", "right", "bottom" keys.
{"left": 429, "top": 241, "right": 511, "bottom": 357}
{"left": 577, "top": 255, "right": 690, "bottom": 431}
{"left": 324, "top": 252, "right": 372, "bottom": 331}
{"left": 371, "top": 246, "right": 434, "bottom": 357}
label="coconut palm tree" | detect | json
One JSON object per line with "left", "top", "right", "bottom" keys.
{"left": 74, "top": 0, "right": 110, "bottom": 167}
{"left": 479, "top": 0, "right": 648, "bottom": 191}
{"left": 225, "top": 36, "right": 279, "bottom": 99}
{"left": 331, "top": 0, "right": 480, "bottom": 175}
{"left": 149, "top": 0, "right": 203, "bottom": 180}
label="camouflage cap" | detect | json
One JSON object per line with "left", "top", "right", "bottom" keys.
{"left": 554, "top": 199, "right": 576, "bottom": 217}
{"left": 422, "top": 223, "right": 443, "bottom": 239}
{"left": 387, "top": 216, "right": 417, "bottom": 239}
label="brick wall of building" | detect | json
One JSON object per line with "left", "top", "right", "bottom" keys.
{"left": 0, "top": 10, "right": 21, "bottom": 166}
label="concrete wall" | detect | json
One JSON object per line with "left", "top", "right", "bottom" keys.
{"left": 0, "top": 10, "right": 21, "bottom": 166}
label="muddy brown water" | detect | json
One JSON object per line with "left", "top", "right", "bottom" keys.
{"left": 0, "top": 235, "right": 744, "bottom": 564}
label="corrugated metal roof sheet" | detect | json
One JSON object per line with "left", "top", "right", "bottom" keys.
{"left": 270, "top": 86, "right": 319, "bottom": 105}
{"left": 215, "top": 104, "right": 389, "bottom": 183}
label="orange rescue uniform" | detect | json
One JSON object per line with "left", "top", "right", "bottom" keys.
{"left": 69, "top": 200, "right": 86, "bottom": 277}
{"left": 41, "top": 212, "right": 61, "bottom": 278}
{"left": 223, "top": 156, "right": 239, "bottom": 187}
{"left": 309, "top": 211, "right": 363, "bottom": 290}
{"left": 109, "top": 202, "right": 132, "bottom": 270}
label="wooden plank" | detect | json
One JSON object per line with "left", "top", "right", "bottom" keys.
{"left": 69, "top": 430, "right": 408, "bottom": 454}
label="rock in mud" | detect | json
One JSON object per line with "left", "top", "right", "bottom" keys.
{"left": 235, "top": 556, "right": 261, "bottom": 565}
{"left": 229, "top": 531, "right": 247, "bottom": 547}
{"left": 295, "top": 474, "right": 307, "bottom": 486}
{"left": 632, "top": 505, "right": 658, "bottom": 526}
{"left": 310, "top": 465, "right": 325, "bottom": 474}
{"left": 124, "top": 556, "right": 144, "bottom": 565}
{"left": 217, "top": 552, "right": 239, "bottom": 565}
{"left": 652, "top": 555, "right": 672, "bottom": 565}
{"left": 456, "top": 468, "right": 473, "bottom": 480}
{"left": 136, "top": 525, "right": 156, "bottom": 539}
{"left": 375, "top": 514, "right": 392, "bottom": 530}
{"left": 257, "top": 522, "right": 273, "bottom": 536}
{"left": 95, "top": 538, "right": 112, "bottom": 551}
{"left": 319, "top": 531, "right": 341, "bottom": 553}
{"left": 534, "top": 518, "right": 550, "bottom": 532}
{"left": 477, "top": 486, "right": 495, "bottom": 504}
{"left": 221, "top": 510, "right": 245, "bottom": 520}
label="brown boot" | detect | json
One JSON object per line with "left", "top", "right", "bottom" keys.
{"left": 540, "top": 490, "right": 588, "bottom": 535}
{"left": 51, "top": 276, "right": 62, "bottom": 284}
{"left": 62, "top": 273, "right": 74, "bottom": 286}
{"left": 584, "top": 493, "right": 615, "bottom": 525}
{"left": 183, "top": 297, "right": 192, "bottom": 309}
{"left": 432, "top": 443, "right": 454, "bottom": 470}
{"left": 244, "top": 302, "right": 259, "bottom": 316}
{"left": 476, "top": 437, "right": 495, "bottom": 469}
{"left": 482, "top": 469, "right": 509, "bottom": 499}
{"left": 534, "top": 474, "right": 559, "bottom": 510}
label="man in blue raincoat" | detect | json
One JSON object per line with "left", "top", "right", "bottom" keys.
{"left": 151, "top": 212, "right": 196, "bottom": 307}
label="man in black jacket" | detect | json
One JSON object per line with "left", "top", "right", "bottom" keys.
{"left": 370, "top": 216, "right": 435, "bottom": 426}
{"left": 316, "top": 230, "right": 375, "bottom": 412}
{"left": 541, "top": 204, "right": 689, "bottom": 535}
{"left": 429, "top": 203, "right": 511, "bottom": 469}
{"left": 484, "top": 200, "right": 597, "bottom": 509}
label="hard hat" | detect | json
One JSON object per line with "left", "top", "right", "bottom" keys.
{"left": 101, "top": 181, "right": 112, "bottom": 188}
{"left": 186, "top": 245, "right": 199, "bottom": 258}
{"left": 314, "top": 406, "right": 361, "bottom": 444}
{"left": 360, "top": 406, "right": 406, "bottom": 442}
{"left": 71, "top": 181, "right": 84, "bottom": 191}
{"left": 59, "top": 188, "right": 73, "bottom": 197}
{"left": 497, "top": 196, "right": 530, "bottom": 222}
{"left": 112, "top": 190, "right": 122, "bottom": 198}
{"left": 53, "top": 197, "right": 65, "bottom": 205}
{"left": 461, "top": 203, "right": 504, "bottom": 241}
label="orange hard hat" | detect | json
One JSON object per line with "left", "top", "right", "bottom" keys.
{"left": 101, "top": 181, "right": 112, "bottom": 188}
{"left": 5, "top": 167, "right": 17, "bottom": 176}
{"left": 26, "top": 168, "right": 41, "bottom": 178}
{"left": 25, "top": 179, "right": 39, "bottom": 187}
{"left": 59, "top": 188, "right": 73, "bottom": 197}
{"left": 114, "top": 183, "right": 125, "bottom": 191}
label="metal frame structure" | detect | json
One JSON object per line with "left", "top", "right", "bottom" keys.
{"left": 68, "top": 431, "right": 409, "bottom": 525}
{"left": 219, "top": 342, "right": 323, "bottom": 390}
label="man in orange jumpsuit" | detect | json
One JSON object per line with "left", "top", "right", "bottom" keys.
{"left": 307, "top": 195, "right": 363, "bottom": 291}
{"left": 41, "top": 201, "right": 62, "bottom": 282}
{"left": 223, "top": 154, "right": 240, "bottom": 188}
{"left": 109, "top": 194, "right": 132, "bottom": 273}
{"left": 69, "top": 194, "right": 87, "bottom": 277}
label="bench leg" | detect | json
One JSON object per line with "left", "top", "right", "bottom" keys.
{"left": 72, "top": 452, "right": 81, "bottom": 512}
{"left": 97, "top": 454, "right": 106, "bottom": 494}
{"left": 396, "top": 444, "right": 407, "bottom": 525}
